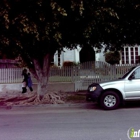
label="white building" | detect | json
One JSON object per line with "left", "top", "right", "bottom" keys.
{"left": 53, "top": 46, "right": 81, "bottom": 66}
{"left": 53, "top": 45, "right": 140, "bottom": 66}
{"left": 121, "top": 45, "right": 140, "bottom": 64}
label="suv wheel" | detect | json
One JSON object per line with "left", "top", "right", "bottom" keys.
{"left": 100, "top": 91, "right": 120, "bottom": 110}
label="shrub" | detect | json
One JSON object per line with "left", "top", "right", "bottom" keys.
{"left": 105, "top": 51, "right": 120, "bottom": 65}
{"left": 63, "top": 61, "right": 77, "bottom": 67}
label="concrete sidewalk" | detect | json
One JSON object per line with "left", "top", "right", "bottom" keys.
{"left": 0, "top": 82, "right": 75, "bottom": 93}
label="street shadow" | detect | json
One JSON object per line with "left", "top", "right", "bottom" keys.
{"left": 122, "top": 101, "right": 140, "bottom": 109}
{"left": 83, "top": 101, "right": 140, "bottom": 110}
{"left": 83, "top": 102, "right": 102, "bottom": 110}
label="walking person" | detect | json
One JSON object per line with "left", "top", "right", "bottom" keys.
{"left": 21, "top": 68, "right": 28, "bottom": 93}
{"left": 27, "top": 73, "right": 33, "bottom": 92}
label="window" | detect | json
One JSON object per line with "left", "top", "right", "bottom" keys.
{"left": 121, "top": 47, "right": 139, "bottom": 64}
{"left": 131, "top": 68, "right": 140, "bottom": 79}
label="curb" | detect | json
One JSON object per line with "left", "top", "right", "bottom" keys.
{"left": 0, "top": 102, "right": 94, "bottom": 110}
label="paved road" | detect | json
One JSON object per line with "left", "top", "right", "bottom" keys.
{"left": 0, "top": 102, "right": 140, "bottom": 140}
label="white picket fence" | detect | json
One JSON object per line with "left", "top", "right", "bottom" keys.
{"left": 49, "top": 61, "right": 137, "bottom": 91}
{"left": 0, "top": 61, "right": 138, "bottom": 91}
{"left": 0, "top": 68, "right": 23, "bottom": 83}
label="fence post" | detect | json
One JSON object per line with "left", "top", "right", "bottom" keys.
{"left": 110, "top": 65, "right": 116, "bottom": 80}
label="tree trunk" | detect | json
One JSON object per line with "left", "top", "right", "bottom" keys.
{"left": 32, "top": 53, "right": 53, "bottom": 96}
{"left": 37, "top": 77, "right": 48, "bottom": 96}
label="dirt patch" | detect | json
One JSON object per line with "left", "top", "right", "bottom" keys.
{"left": 0, "top": 90, "right": 87, "bottom": 107}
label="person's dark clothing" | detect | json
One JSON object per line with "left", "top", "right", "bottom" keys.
{"left": 27, "top": 73, "right": 33, "bottom": 92}
{"left": 22, "top": 73, "right": 28, "bottom": 84}
{"left": 22, "top": 69, "right": 28, "bottom": 93}
{"left": 21, "top": 69, "right": 33, "bottom": 93}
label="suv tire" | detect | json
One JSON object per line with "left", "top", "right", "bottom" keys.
{"left": 100, "top": 91, "right": 120, "bottom": 110}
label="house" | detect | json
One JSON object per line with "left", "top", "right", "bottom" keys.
{"left": 53, "top": 45, "right": 140, "bottom": 66}
{"left": 121, "top": 45, "right": 140, "bottom": 64}
{"left": 53, "top": 46, "right": 81, "bottom": 66}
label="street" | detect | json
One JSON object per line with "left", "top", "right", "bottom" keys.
{"left": 0, "top": 103, "right": 140, "bottom": 140}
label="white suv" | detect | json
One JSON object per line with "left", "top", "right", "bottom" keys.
{"left": 86, "top": 65, "right": 140, "bottom": 110}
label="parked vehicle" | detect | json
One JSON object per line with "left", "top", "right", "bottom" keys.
{"left": 86, "top": 65, "right": 140, "bottom": 110}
